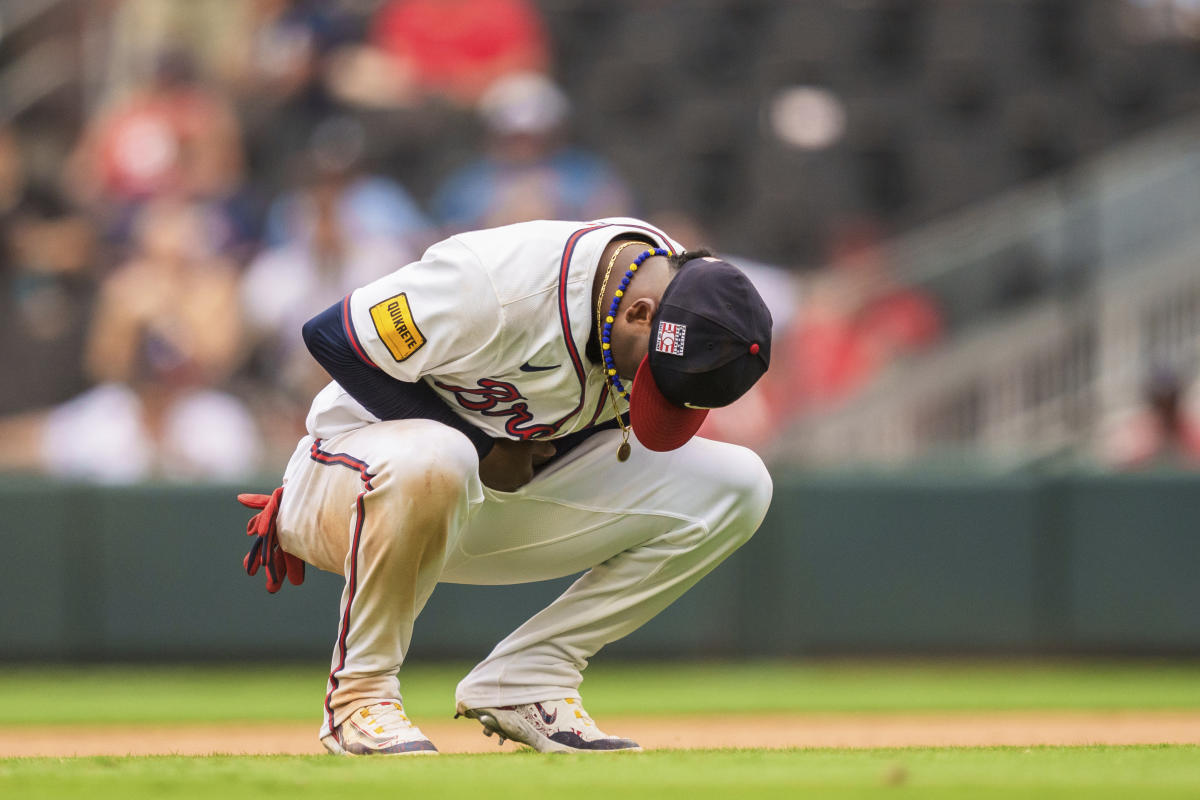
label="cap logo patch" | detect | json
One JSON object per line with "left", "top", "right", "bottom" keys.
{"left": 655, "top": 321, "right": 686, "bottom": 356}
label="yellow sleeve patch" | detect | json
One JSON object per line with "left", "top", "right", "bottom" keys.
{"left": 369, "top": 293, "right": 426, "bottom": 362}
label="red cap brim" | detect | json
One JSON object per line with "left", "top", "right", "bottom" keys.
{"left": 629, "top": 355, "right": 709, "bottom": 452}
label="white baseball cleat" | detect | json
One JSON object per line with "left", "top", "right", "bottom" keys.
{"left": 457, "top": 697, "right": 642, "bottom": 753}
{"left": 321, "top": 701, "right": 438, "bottom": 755}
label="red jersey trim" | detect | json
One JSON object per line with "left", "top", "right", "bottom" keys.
{"left": 548, "top": 224, "right": 605, "bottom": 432}
{"left": 342, "top": 294, "right": 379, "bottom": 368}
{"left": 309, "top": 440, "right": 375, "bottom": 733}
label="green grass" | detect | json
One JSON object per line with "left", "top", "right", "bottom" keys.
{"left": 3, "top": 661, "right": 1199, "bottom": 798}
{"left": 1, "top": 659, "right": 1199, "bottom": 726}
{"left": 3, "top": 747, "right": 1200, "bottom": 800}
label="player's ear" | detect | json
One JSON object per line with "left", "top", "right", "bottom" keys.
{"left": 624, "top": 297, "right": 657, "bottom": 327}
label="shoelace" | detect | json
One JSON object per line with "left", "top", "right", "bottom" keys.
{"left": 548, "top": 699, "right": 596, "bottom": 729}
{"left": 359, "top": 702, "right": 415, "bottom": 732}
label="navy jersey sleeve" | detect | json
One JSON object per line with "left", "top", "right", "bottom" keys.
{"left": 302, "top": 299, "right": 496, "bottom": 458}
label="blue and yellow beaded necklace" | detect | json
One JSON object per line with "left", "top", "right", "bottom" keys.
{"left": 595, "top": 243, "right": 673, "bottom": 461}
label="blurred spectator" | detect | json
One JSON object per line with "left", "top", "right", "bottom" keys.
{"left": 66, "top": 50, "right": 249, "bottom": 249}
{"left": 262, "top": 117, "right": 433, "bottom": 248}
{"left": 329, "top": 0, "right": 549, "bottom": 108}
{"left": 235, "top": 1, "right": 360, "bottom": 188}
{"left": 0, "top": 197, "right": 262, "bottom": 482}
{"left": 829, "top": 220, "right": 942, "bottom": 361}
{"left": 238, "top": 0, "right": 350, "bottom": 101}
{"left": 1098, "top": 367, "right": 1200, "bottom": 469}
{"left": 1121, "top": 0, "right": 1200, "bottom": 41}
{"left": 433, "top": 72, "right": 632, "bottom": 230}
{"left": 247, "top": 123, "right": 429, "bottom": 459}
{"left": 39, "top": 198, "right": 259, "bottom": 481}
{"left": 0, "top": 128, "right": 99, "bottom": 415}
{"left": 779, "top": 269, "right": 883, "bottom": 409}
{"left": 778, "top": 221, "right": 943, "bottom": 412}
{"left": 244, "top": 160, "right": 419, "bottom": 404}
{"left": 87, "top": 198, "right": 242, "bottom": 387}
{"left": 0, "top": 381, "right": 262, "bottom": 484}
{"left": 104, "top": 0, "right": 254, "bottom": 95}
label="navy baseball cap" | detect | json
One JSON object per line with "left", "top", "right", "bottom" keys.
{"left": 629, "top": 257, "right": 772, "bottom": 451}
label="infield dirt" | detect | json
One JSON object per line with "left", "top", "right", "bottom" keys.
{"left": 5, "top": 711, "right": 1200, "bottom": 756}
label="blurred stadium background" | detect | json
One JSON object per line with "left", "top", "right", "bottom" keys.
{"left": 0, "top": 0, "right": 1198, "bottom": 663}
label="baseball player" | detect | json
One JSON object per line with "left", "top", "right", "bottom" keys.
{"left": 238, "top": 217, "right": 773, "bottom": 754}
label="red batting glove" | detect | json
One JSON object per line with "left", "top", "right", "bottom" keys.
{"left": 239, "top": 487, "right": 305, "bottom": 593}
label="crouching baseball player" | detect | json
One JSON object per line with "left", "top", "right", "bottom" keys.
{"left": 237, "top": 218, "right": 773, "bottom": 755}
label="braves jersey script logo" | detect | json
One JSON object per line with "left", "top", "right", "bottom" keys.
{"left": 433, "top": 378, "right": 556, "bottom": 439}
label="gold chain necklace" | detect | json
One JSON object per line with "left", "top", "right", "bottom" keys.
{"left": 596, "top": 241, "right": 644, "bottom": 461}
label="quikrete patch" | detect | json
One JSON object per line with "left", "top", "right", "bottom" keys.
{"left": 369, "top": 293, "right": 426, "bottom": 361}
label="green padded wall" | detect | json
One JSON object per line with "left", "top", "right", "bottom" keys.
{"left": 1, "top": 471, "right": 1197, "bottom": 660}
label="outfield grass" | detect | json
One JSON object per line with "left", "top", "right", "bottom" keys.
{"left": 0, "top": 659, "right": 1198, "bottom": 726}
{"left": 2, "top": 747, "right": 1199, "bottom": 800}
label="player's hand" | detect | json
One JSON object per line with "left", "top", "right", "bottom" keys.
{"left": 239, "top": 488, "right": 305, "bottom": 593}
{"left": 479, "top": 439, "right": 557, "bottom": 492}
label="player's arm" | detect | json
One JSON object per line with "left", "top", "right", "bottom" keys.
{"left": 304, "top": 236, "right": 595, "bottom": 489}
{"left": 302, "top": 236, "right": 506, "bottom": 458}
{"left": 303, "top": 303, "right": 556, "bottom": 489}
{"left": 303, "top": 300, "right": 618, "bottom": 488}
{"left": 301, "top": 299, "right": 496, "bottom": 458}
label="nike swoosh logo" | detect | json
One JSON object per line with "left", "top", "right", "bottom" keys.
{"left": 534, "top": 702, "right": 558, "bottom": 725}
{"left": 519, "top": 361, "right": 560, "bottom": 373}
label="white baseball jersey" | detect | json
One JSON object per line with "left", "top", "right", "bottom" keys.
{"left": 305, "top": 218, "right": 683, "bottom": 441}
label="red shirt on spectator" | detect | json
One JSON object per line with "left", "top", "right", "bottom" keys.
{"left": 372, "top": 0, "right": 549, "bottom": 103}
{"left": 857, "top": 287, "right": 943, "bottom": 355}
{"left": 81, "top": 85, "right": 241, "bottom": 203}
{"left": 784, "top": 313, "right": 882, "bottom": 408}
{"left": 1102, "top": 410, "right": 1200, "bottom": 469}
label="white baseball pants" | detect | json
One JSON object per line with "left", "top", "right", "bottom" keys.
{"left": 274, "top": 419, "right": 772, "bottom": 737}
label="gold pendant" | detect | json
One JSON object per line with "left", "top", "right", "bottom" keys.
{"left": 617, "top": 442, "right": 631, "bottom": 462}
